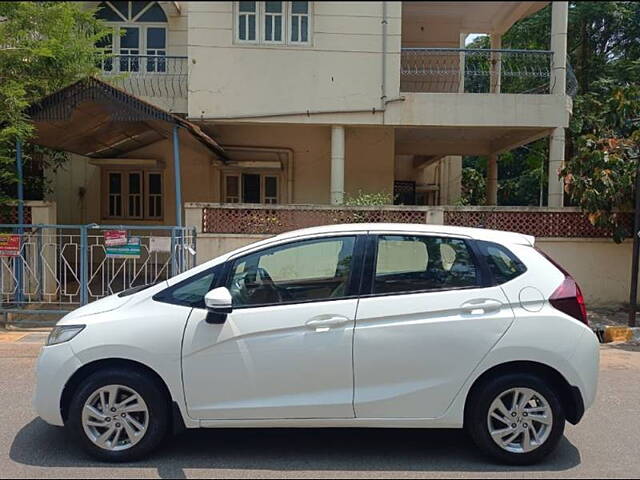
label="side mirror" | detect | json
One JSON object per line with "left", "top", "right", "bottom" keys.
{"left": 204, "top": 287, "right": 233, "bottom": 324}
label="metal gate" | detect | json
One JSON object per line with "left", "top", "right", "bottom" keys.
{"left": 0, "top": 224, "right": 196, "bottom": 325}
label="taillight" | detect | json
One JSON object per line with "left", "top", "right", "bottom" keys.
{"left": 536, "top": 247, "right": 588, "bottom": 325}
{"left": 549, "top": 276, "right": 588, "bottom": 325}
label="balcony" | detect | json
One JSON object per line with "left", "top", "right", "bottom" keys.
{"left": 400, "top": 48, "right": 577, "bottom": 96}
{"left": 97, "top": 54, "right": 188, "bottom": 112}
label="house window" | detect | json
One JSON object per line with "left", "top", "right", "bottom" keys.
{"left": 264, "top": 2, "right": 284, "bottom": 43}
{"left": 290, "top": 1, "right": 309, "bottom": 43}
{"left": 147, "top": 172, "right": 163, "bottom": 218}
{"left": 224, "top": 175, "right": 241, "bottom": 203}
{"left": 264, "top": 176, "right": 278, "bottom": 204}
{"left": 108, "top": 172, "right": 123, "bottom": 217}
{"left": 223, "top": 173, "right": 280, "bottom": 204}
{"left": 235, "top": 1, "right": 311, "bottom": 46}
{"left": 127, "top": 171, "right": 143, "bottom": 218}
{"left": 238, "top": 1, "right": 257, "bottom": 42}
{"left": 104, "top": 169, "right": 163, "bottom": 220}
{"left": 96, "top": 2, "right": 168, "bottom": 73}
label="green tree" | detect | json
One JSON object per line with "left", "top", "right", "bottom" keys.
{"left": 460, "top": 2, "right": 640, "bottom": 240}
{"left": 561, "top": 83, "right": 639, "bottom": 242}
{"left": 0, "top": 1, "right": 108, "bottom": 204}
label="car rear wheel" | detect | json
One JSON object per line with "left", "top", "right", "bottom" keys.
{"left": 466, "top": 373, "right": 565, "bottom": 465}
{"left": 67, "top": 368, "right": 169, "bottom": 462}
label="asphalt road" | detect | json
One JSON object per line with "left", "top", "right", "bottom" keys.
{"left": 1, "top": 338, "right": 639, "bottom": 479}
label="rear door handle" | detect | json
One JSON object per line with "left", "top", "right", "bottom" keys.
{"left": 461, "top": 299, "right": 503, "bottom": 315}
{"left": 305, "top": 315, "right": 350, "bottom": 331}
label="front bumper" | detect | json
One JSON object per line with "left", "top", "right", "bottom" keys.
{"left": 33, "top": 342, "right": 82, "bottom": 426}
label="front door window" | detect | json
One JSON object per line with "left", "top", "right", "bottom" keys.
{"left": 228, "top": 236, "right": 357, "bottom": 307}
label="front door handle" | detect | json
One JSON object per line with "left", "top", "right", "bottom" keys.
{"left": 461, "top": 299, "right": 503, "bottom": 315}
{"left": 305, "top": 315, "right": 350, "bottom": 331}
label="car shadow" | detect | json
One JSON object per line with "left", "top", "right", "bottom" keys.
{"left": 10, "top": 418, "right": 581, "bottom": 478}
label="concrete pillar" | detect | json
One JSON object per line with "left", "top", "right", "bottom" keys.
{"left": 184, "top": 204, "right": 203, "bottom": 234}
{"left": 548, "top": 127, "right": 565, "bottom": 207}
{"left": 550, "top": 1, "right": 568, "bottom": 95}
{"left": 548, "top": 2, "right": 568, "bottom": 207}
{"left": 447, "top": 156, "right": 462, "bottom": 204}
{"left": 490, "top": 34, "right": 502, "bottom": 94}
{"left": 486, "top": 154, "right": 498, "bottom": 205}
{"left": 330, "top": 125, "right": 345, "bottom": 204}
{"left": 458, "top": 33, "right": 467, "bottom": 93}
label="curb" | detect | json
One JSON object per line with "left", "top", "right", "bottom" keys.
{"left": 600, "top": 326, "right": 640, "bottom": 343}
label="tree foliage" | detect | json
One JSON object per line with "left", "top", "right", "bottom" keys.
{"left": 461, "top": 2, "right": 640, "bottom": 241}
{"left": 0, "top": 1, "right": 108, "bottom": 203}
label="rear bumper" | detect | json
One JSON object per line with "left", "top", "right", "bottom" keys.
{"left": 568, "top": 328, "right": 600, "bottom": 421}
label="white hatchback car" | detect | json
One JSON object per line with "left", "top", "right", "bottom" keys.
{"left": 34, "top": 224, "right": 599, "bottom": 465}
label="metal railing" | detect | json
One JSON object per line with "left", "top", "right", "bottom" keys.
{"left": 0, "top": 224, "right": 196, "bottom": 322}
{"left": 97, "top": 54, "right": 188, "bottom": 98}
{"left": 401, "top": 48, "right": 572, "bottom": 95}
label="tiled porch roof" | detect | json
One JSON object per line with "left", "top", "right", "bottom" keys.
{"left": 26, "top": 77, "right": 227, "bottom": 160}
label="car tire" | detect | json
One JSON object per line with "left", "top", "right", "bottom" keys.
{"left": 465, "top": 373, "right": 565, "bottom": 465}
{"left": 67, "top": 368, "right": 169, "bottom": 462}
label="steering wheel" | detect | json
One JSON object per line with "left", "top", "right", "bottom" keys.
{"left": 234, "top": 266, "right": 283, "bottom": 305}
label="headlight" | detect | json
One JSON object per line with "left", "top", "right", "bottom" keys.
{"left": 46, "top": 325, "right": 85, "bottom": 346}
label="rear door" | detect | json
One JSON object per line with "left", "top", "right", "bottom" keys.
{"left": 353, "top": 233, "right": 515, "bottom": 419}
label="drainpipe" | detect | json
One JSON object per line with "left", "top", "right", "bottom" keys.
{"left": 381, "top": 1, "right": 388, "bottom": 111}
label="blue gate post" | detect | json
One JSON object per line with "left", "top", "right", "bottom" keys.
{"left": 15, "top": 139, "right": 24, "bottom": 304}
{"left": 172, "top": 126, "right": 184, "bottom": 275}
{"left": 173, "top": 125, "right": 183, "bottom": 228}
{"left": 80, "top": 225, "right": 89, "bottom": 305}
{"left": 170, "top": 228, "right": 177, "bottom": 277}
{"left": 36, "top": 227, "right": 43, "bottom": 301}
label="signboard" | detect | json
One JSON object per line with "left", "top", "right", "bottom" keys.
{"left": 0, "top": 234, "right": 20, "bottom": 257}
{"left": 106, "top": 237, "right": 141, "bottom": 259}
{"left": 104, "top": 230, "right": 128, "bottom": 247}
{"left": 149, "top": 236, "right": 172, "bottom": 253}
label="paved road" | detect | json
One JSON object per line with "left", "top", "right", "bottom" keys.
{"left": 1, "top": 337, "right": 639, "bottom": 479}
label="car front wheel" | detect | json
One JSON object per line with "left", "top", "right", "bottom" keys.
{"left": 466, "top": 374, "right": 565, "bottom": 465}
{"left": 67, "top": 368, "right": 169, "bottom": 462}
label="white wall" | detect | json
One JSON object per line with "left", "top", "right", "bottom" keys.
{"left": 187, "top": 1, "right": 402, "bottom": 119}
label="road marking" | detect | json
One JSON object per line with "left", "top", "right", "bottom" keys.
{"left": 0, "top": 333, "right": 28, "bottom": 343}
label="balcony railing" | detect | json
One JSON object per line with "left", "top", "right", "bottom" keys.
{"left": 97, "top": 54, "right": 187, "bottom": 98}
{"left": 401, "top": 48, "right": 577, "bottom": 96}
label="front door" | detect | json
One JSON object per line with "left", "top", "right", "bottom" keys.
{"left": 182, "top": 234, "right": 364, "bottom": 420}
{"left": 353, "top": 233, "right": 515, "bottom": 419}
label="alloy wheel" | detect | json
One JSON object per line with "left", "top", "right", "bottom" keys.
{"left": 81, "top": 384, "right": 150, "bottom": 451}
{"left": 487, "top": 387, "right": 553, "bottom": 454}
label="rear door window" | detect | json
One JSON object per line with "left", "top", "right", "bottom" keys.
{"left": 476, "top": 240, "right": 527, "bottom": 285}
{"left": 373, "top": 235, "right": 480, "bottom": 295}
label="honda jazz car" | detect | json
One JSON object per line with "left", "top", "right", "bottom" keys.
{"left": 34, "top": 223, "right": 599, "bottom": 464}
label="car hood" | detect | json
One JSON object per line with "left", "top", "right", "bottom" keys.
{"left": 57, "top": 281, "right": 169, "bottom": 325}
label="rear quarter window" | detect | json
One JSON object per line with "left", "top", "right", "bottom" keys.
{"left": 476, "top": 240, "right": 527, "bottom": 285}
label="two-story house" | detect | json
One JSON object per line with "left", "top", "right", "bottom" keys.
{"left": 40, "top": 0, "right": 571, "bottom": 227}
